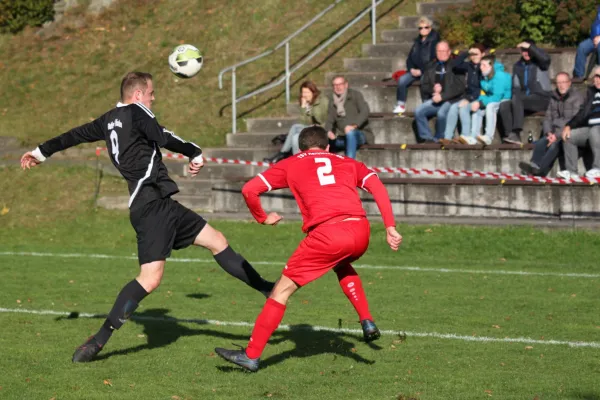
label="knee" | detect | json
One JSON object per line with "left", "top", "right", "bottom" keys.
{"left": 207, "top": 229, "right": 228, "bottom": 254}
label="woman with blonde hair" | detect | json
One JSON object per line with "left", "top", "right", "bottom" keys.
{"left": 264, "top": 81, "right": 329, "bottom": 163}
{"left": 393, "top": 16, "right": 439, "bottom": 115}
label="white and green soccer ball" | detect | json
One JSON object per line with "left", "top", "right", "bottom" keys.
{"left": 168, "top": 44, "right": 203, "bottom": 79}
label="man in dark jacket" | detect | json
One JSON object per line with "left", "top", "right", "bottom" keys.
{"left": 325, "top": 76, "right": 371, "bottom": 159}
{"left": 414, "top": 41, "right": 465, "bottom": 142}
{"left": 573, "top": 6, "right": 600, "bottom": 79}
{"left": 393, "top": 16, "right": 440, "bottom": 115}
{"left": 519, "top": 72, "right": 584, "bottom": 176}
{"left": 559, "top": 66, "right": 600, "bottom": 179}
{"left": 499, "top": 40, "right": 552, "bottom": 144}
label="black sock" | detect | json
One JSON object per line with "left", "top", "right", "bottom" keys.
{"left": 213, "top": 246, "right": 274, "bottom": 297}
{"left": 94, "top": 279, "right": 149, "bottom": 346}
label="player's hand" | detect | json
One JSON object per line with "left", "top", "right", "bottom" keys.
{"left": 328, "top": 131, "right": 336, "bottom": 140}
{"left": 188, "top": 161, "right": 204, "bottom": 177}
{"left": 263, "top": 212, "right": 283, "bottom": 226}
{"left": 20, "top": 152, "right": 41, "bottom": 170}
{"left": 386, "top": 226, "right": 402, "bottom": 251}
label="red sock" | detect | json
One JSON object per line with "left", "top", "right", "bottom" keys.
{"left": 336, "top": 264, "right": 373, "bottom": 321}
{"left": 246, "top": 298, "right": 286, "bottom": 359}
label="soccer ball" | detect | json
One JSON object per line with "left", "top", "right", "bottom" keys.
{"left": 168, "top": 44, "right": 203, "bottom": 79}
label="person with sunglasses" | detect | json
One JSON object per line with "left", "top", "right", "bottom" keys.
{"left": 558, "top": 66, "right": 600, "bottom": 179}
{"left": 393, "top": 16, "right": 440, "bottom": 115}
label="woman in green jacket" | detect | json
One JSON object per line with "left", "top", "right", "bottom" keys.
{"left": 264, "top": 81, "right": 329, "bottom": 163}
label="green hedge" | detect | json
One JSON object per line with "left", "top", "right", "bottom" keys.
{"left": 0, "top": 0, "right": 55, "bottom": 34}
{"left": 438, "top": 0, "right": 597, "bottom": 48}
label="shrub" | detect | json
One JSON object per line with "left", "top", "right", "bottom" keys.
{"left": 555, "top": 0, "right": 598, "bottom": 46}
{"left": 519, "top": 0, "right": 556, "bottom": 44}
{"left": 438, "top": 0, "right": 599, "bottom": 48}
{"left": 0, "top": 0, "right": 55, "bottom": 34}
{"left": 437, "top": 0, "right": 521, "bottom": 49}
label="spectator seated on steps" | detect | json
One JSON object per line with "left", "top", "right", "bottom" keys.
{"left": 519, "top": 72, "right": 584, "bottom": 177}
{"left": 414, "top": 41, "right": 465, "bottom": 143}
{"left": 324, "top": 76, "right": 371, "bottom": 159}
{"left": 392, "top": 16, "right": 440, "bottom": 115}
{"left": 498, "top": 39, "right": 552, "bottom": 144}
{"left": 440, "top": 43, "right": 486, "bottom": 145}
{"left": 264, "top": 81, "right": 329, "bottom": 164}
{"left": 557, "top": 66, "right": 600, "bottom": 180}
{"left": 573, "top": 6, "right": 600, "bottom": 80}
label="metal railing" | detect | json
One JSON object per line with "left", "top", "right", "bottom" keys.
{"left": 218, "top": 0, "right": 384, "bottom": 134}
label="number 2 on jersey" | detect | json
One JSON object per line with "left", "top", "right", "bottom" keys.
{"left": 315, "top": 157, "right": 335, "bottom": 186}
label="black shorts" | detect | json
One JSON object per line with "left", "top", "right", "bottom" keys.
{"left": 129, "top": 197, "right": 207, "bottom": 264}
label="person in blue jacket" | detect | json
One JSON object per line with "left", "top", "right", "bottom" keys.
{"left": 473, "top": 55, "right": 512, "bottom": 145}
{"left": 573, "top": 6, "right": 600, "bottom": 79}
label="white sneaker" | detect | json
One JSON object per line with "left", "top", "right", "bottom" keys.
{"left": 557, "top": 170, "right": 579, "bottom": 180}
{"left": 458, "top": 135, "right": 477, "bottom": 145}
{"left": 584, "top": 168, "right": 600, "bottom": 178}
{"left": 393, "top": 103, "right": 406, "bottom": 114}
{"left": 477, "top": 135, "right": 492, "bottom": 146}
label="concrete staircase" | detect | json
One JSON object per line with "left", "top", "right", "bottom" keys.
{"left": 98, "top": 0, "right": 600, "bottom": 219}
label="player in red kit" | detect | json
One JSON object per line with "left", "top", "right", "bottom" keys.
{"left": 215, "top": 126, "right": 402, "bottom": 372}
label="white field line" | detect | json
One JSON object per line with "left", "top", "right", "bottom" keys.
{"left": 0, "top": 251, "right": 598, "bottom": 279}
{"left": 1, "top": 307, "right": 598, "bottom": 349}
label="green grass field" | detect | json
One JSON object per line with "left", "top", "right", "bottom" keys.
{"left": 1, "top": 167, "right": 600, "bottom": 400}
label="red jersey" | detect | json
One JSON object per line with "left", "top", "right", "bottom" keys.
{"left": 242, "top": 150, "right": 396, "bottom": 232}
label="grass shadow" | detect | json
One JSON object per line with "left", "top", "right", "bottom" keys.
{"left": 186, "top": 293, "right": 212, "bottom": 300}
{"left": 60, "top": 309, "right": 377, "bottom": 369}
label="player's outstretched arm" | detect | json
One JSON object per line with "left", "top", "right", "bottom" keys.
{"left": 158, "top": 126, "right": 204, "bottom": 177}
{"left": 21, "top": 120, "right": 104, "bottom": 171}
{"left": 359, "top": 166, "right": 403, "bottom": 251}
{"left": 241, "top": 166, "right": 288, "bottom": 225}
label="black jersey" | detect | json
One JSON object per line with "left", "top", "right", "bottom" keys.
{"left": 36, "top": 102, "right": 202, "bottom": 210}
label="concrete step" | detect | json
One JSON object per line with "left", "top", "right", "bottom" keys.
{"left": 202, "top": 146, "right": 547, "bottom": 175}
{"left": 96, "top": 192, "right": 215, "bottom": 212}
{"left": 194, "top": 162, "right": 267, "bottom": 179}
{"left": 343, "top": 57, "right": 405, "bottom": 73}
{"left": 363, "top": 43, "right": 412, "bottom": 58}
{"left": 203, "top": 147, "right": 275, "bottom": 161}
{"left": 211, "top": 180, "right": 600, "bottom": 219}
{"left": 246, "top": 117, "right": 297, "bottom": 133}
{"left": 381, "top": 28, "right": 416, "bottom": 43}
{"left": 218, "top": 114, "right": 544, "bottom": 148}
{"left": 417, "top": 0, "right": 471, "bottom": 15}
{"left": 325, "top": 71, "right": 392, "bottom": 86}
{"left": 398, "top": 15, "right": 434, "bottom": 29}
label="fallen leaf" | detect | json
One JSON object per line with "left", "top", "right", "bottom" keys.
{"left": 425, "top": 228, "right": 433, "bottom": 233}
{"left": 571, "top": 293, "right": 577, "bottom": 297}
{"left": 504, "top": 316, "right": 511, "bottom": 321}
{"left": 196, "top": 277, "right": 201, "bottom": 282}
{"left": 25, "top": 378, "right": 31, "bottom": 383}
{"left": 0, "top": 206, "right": 9, "bottom": 215}
{"left": 266, "top": 394, "right": 273, "bottom": 398}
{"left": 499, "top": 258, "right": 506, "bottom": 262}
{"left": 547, "top": 287, "right": 554, "bottom": 292}
{"left": 500, "top": 362, "right": 505, "bottom": 366}
{"left": 301, "top": 300, "right": 309, "bottom": 305}
{"left": 129, "top": 384, "right": 135, "bottom": 388}
{"left": 525, "top": 346, "right": 533, "bottom": 350}
{"left": 137, "top": 334, "right": 145, "bottom": 338}
{"left": 16, "top": 299, "right": 21, "bottom": 304}
{"left": 351, "top": 348, "right": 357, "bottom": 353}
{"left": 172, "top": 396, "right": 181, "bottom": 400}
{"left": 492, "top": 325, "right": 500, "bottom": 329}
{"left": 390, "top": 344, "right": 397, "bottom": 349}
{"left": 69, "top": 280, "right": 75, "bottom": 284}
{"left": 485, "top": 389, "right": 493, "bottom": 396}
{"left": 103, "top": 379, "right": 112, "bottom": 386}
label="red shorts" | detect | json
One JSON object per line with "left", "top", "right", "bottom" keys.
{"left": 283, "top": 218, "right": 370, "bottom": 286}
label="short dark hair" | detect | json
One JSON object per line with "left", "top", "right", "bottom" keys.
{"left": 299, "top": 125, "right": 329, "bottom": 151}
{"left": 120, "top": 72, "right": 153, "bottom": 101}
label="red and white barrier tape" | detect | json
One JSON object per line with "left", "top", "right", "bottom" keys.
{"left": 94, "top": 147, "right": 600, "bottom": 185}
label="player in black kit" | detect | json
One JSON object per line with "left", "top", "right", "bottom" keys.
{"left": 20, "top": 72, "right": 274, "bottom": 362}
